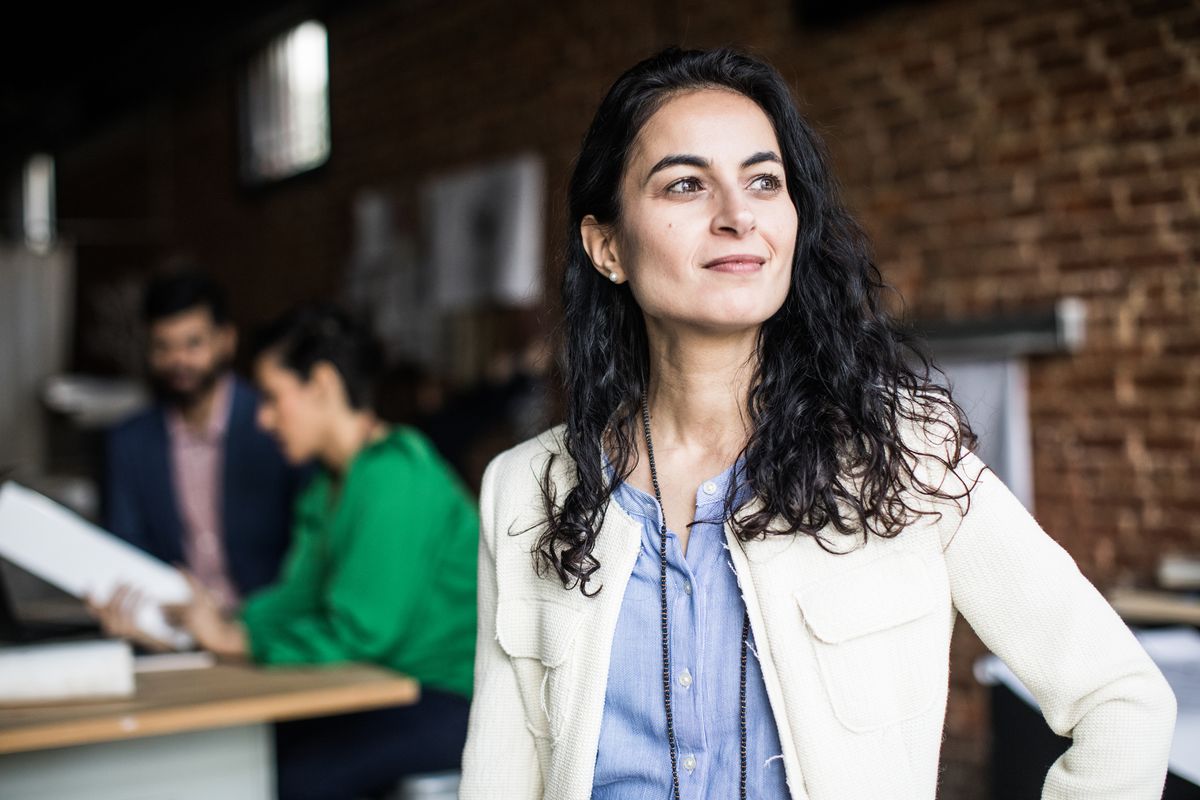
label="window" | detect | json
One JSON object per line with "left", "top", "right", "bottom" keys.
{"left": 239, "top": 21, "right": 330, "bottom": 184}
{"left": 915, "top": 298, "right": 1087, "bottom": 513}
{"left": 23, "top": 153, "right": 55, "bottom": 253}
{"left": 936, "top": 357, "right": 1034, "bottom": 511}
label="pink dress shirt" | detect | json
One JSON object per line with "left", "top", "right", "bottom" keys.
{"left": 165, "top": 374, "right": 241, "bottom": 613}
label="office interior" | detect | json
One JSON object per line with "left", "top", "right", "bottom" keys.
{"left": 0, "top": 1, "right": 1197, "bottom": 798}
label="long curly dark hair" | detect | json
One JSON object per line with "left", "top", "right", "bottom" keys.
{"left": 538, "top": 47, "right": 980, "bottom": 594}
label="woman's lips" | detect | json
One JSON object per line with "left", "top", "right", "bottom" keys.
{"left": 703, "top": 254, "right": 766, "bottom": 273}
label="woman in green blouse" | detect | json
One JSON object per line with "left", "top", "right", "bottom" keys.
{"left": 171, "top": 306, "right": 478, "bottom": 800}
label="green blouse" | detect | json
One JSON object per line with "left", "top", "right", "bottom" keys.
{"left": 239, "top": 426, "right": 478, "bottom": 699}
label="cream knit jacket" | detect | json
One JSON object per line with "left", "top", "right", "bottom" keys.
{"left": 460, "top": 423, "right": 1176, "bottom": 799}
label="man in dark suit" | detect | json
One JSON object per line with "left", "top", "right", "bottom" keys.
{"left": 103, "top": 271, "right": 307, "bottom": 614}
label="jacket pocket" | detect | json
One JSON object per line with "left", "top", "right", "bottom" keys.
{"left": 495, "top": 596, "right": 585, "bottom": 740}
{"left": 795, "top": 551, "right": 942, "bottom": 733}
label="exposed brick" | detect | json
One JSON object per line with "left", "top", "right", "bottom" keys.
{"left": 1121, "top": 54, "right": 1187, "bottom": 85}
{"left": 1101, "top": 27, "right": 1167, "bottom": 58}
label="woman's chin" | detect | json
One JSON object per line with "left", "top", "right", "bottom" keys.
{"left": 283, "top": 443, "right": 315, "bottom": 466}
{"left": 679, "top": 303, "right": 783, "bottom": 335}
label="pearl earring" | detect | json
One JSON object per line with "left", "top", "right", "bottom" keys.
{"left": 609, "top": 271, "right": 619, "bottom": 283}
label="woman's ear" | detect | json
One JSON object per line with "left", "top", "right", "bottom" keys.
{"left": 309, "top": 361, "right": 346, "bottom": 408}
{"left": 580, "top": 215, "right": 625, "bottom": 284}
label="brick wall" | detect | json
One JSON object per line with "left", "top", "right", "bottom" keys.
{"left": 54, "top": 0, "right": 1199, "bottom": 795}
{"left": 768, "top": 3, "right": 1200, "bottom": 792}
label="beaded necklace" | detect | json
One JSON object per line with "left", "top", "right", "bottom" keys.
{"left": 640, "top": 392, "right": 750, "bottom": 800}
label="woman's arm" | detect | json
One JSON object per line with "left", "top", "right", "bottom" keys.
{"left": 238, "top": 456, "right": 458, "bottom": 665}
{"left": 942, "top": 449, "right": 1176, "bottom": 800}
{"left": 460, "top": 455, "right": 542, "bottom": 799}
{"left": 166, "top": 571, "right": 249, "bottom": 659}
{"left": 234, "top": 496, "right": 332, "bottom": 662}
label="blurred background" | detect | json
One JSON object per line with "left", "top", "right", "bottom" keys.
{"left": 0, "top": 0, "right": 1196, "bottom": 796}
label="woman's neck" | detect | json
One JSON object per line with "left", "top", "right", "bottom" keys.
{"left": 643, "top": 324, "right": 757, "bottom": 458}
{"left": 320, "top": 410, "right": 385, "bottom": 474}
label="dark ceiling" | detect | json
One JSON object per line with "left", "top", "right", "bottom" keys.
{"left": 0, "top": 2, "right": 338, "bottom": 164}
{"left": 1, "top": 0, "right": 920, "bottom": 167}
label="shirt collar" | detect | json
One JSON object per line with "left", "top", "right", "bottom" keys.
{"left": 166, "top": 373, "right": 235, "bottom": 444}
{"left": 601, "top": 445, "right": 751, "bottom": 524}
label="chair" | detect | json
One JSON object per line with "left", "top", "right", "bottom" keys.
{"left": 390, "top": 770, "right": 461, "bottom": 800}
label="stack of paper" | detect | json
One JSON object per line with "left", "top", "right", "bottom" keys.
{"left": 0, "top": 639, "right": 134, "bottom": 704}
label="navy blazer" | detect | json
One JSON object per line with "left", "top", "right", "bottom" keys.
{"left": 103, "top": 377, "right": 310, "bottom": 597}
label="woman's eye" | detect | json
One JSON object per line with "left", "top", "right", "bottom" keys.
{"left": 666, "top": 177, "right": 703, "bottom": 194}
{"left": 750, "top": 174, "right": 783, "bottom": 192}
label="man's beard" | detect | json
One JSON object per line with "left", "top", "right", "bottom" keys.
{"left": 150, "top": 362, "right": 227, "bottom": 411}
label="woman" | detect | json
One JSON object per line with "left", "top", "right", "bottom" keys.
{"left": 460, "top": 48, "right": 1175, "bottom": 799}
{"left": 101, "top": 307, "right": 478, "bottom": 800}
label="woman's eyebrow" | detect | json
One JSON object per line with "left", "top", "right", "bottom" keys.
{"left": 644, "top": 153, "right": 709, "bottom": 185}
{"left": 642, "top": 151, "right": 782, "bottom": 186}
{"left": 741, "top": 151, "right": 781, "bottom": 168}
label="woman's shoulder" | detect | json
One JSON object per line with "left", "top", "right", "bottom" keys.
{"left": 293, "top": 466, "right": 332, "bottom": 516}
{"left": 352, "top": 425, "right": 451, "bottom": 484}
{"left": 476, "top": 425, "right": 578, "bottom": 562}
{"left": 480, "top": 423, "right": 575, "bottom": 505}
{"left": 486, "top": 423, "right": 569, "bottom": 476}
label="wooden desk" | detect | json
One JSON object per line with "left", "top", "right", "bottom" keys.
{"left": 0, "top": 662, "right": 419, "bottom": 800}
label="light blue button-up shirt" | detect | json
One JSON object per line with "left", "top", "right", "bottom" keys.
{"left": 592, "top": 455, "right": 788, "bottom": 798}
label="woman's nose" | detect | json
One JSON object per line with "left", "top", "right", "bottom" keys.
{"left": 712, "top": 194, "right": 756, "bottom": 237}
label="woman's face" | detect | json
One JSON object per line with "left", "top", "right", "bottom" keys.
{"left": 587, "top": 89, "right": 799, "bottom": 335}
{"left": 254, "top": 354, "right": 327, "bottom": 465}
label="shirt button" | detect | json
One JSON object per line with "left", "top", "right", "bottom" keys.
{"left": 678, "top": 668, "right": 692, "bottom": 688}
{"left": 682, "top": 581, "right": 692, "bottom": 595}
{"left": 682, "top": 754, "right": 697, "bottom": 773}
{"left": 702, "top": 481, "right": 717, "bottom": 495}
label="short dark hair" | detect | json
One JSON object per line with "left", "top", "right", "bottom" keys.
{"left": 143, "top": 271, "right": 230, "bottom": 326}
{"left": 251, "top": 305, "right": 383, "bottom": 411}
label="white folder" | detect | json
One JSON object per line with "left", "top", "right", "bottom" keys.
{"left": 0, "top": 482, "right": 193, "bottom": 649}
